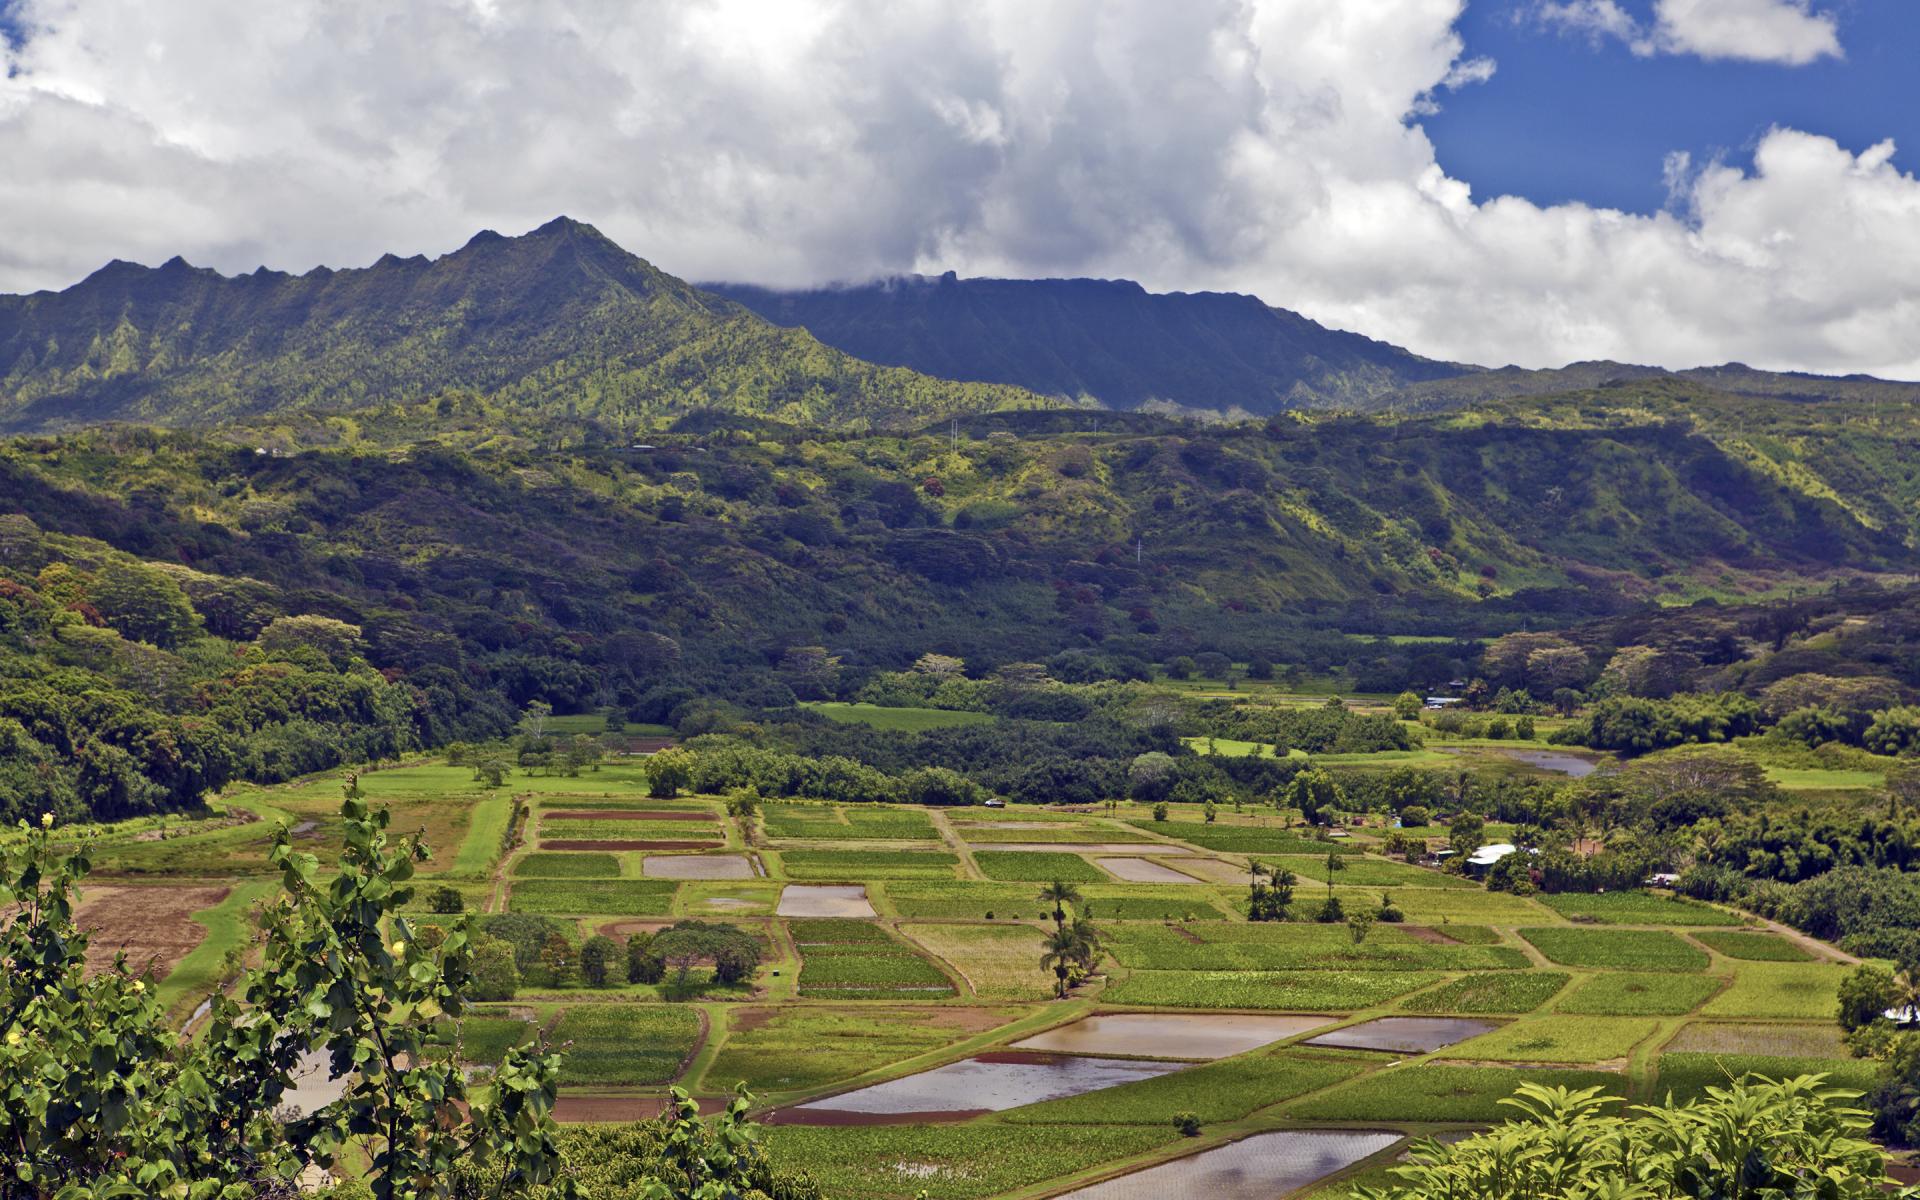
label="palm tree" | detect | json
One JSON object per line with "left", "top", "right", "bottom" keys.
{"left": 1040, "top": 926, "right": 1081, "bottom": 999}
{"left": 1068, "top": 915, "right": 1105, "bottom": 977}
{"left": 1036, "top": 880, "right": 1083, "bottom": 931}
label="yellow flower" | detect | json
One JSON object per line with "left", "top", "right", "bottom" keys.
{"left": 5, "top": 1029, "right": 20, "bottom": 1046}
{"left": 390, "top": 940, "right": 407, "bottom": 957}
{"left": 39, "top": 813, "right": 53, "bottom": 829}
{"left": 131, "top": 980, "right": 146, "bottom": 993}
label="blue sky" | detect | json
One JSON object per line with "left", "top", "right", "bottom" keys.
{"left": 1428, "top": 1, "right": 1910, "bottom": 213}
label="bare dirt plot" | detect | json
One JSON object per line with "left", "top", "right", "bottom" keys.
{"left": 74, "top": 885, "right": 231, "bottom": 979}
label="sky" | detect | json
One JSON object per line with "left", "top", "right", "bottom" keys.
{"left": 1, "top": 0, "right": 1917, "bottom": 377}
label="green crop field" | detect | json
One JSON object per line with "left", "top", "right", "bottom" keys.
{"left": 1103, "top": 923, "right": 1530, "bottom": 972}
{"left": 507, "top": 879, "right": 678, "bottom": 915}
{"left": 1270, "top": 854, "right": 1477, "bottom": 889}
{"left": 762, "top": 804, "right": 939, "bottom": 841}
{"left": 1692, "top": 930, "right": 1813, "bottom": 961}
{"left": 1286, "top": 1065, "right": 1628, "bottom": 1122}
{"left": 763, "top": 1124, "right": 1180, "bottom": 1200}
{"left": 539, "top": 818, "right": 723, "bottom": 841}
{"left": 1653, "top": 1053, "right": 1878, "bottom": 1102}
{"left": 704, "top": 1006, "right": 1023, "bottom": 1094}
{"left": 1131, "top": 822, "right": 1362, "bottom": 855}
{"left": 1103, "top": 969, "right": 1442, "bottom": 1010}
{"left": 972, "top": 850, "right": 1103, "bottom": 882}
{"left": 791, "top": 920, "right": 956, "bottom": 998}
{"left": 1536, "top": 891, "right": 1742, "bottom": 926}
{"left": 1401, "top": 972, "right": 1571, "bottom": 1014}
{"left": 779, "top": 849, "right": 960, "bottom": 879}
{"left": 1554, "top": 972, "right": 1726, "bottom": 1016}
{"left": 1521, "top": 928, "right": 1710, "bottom": 971}
{"left": 550, "top": 1006, "right": 703, "bottom": 1086}
{"left": 452, "top": 1013, "right": 536, "bottom": 1065}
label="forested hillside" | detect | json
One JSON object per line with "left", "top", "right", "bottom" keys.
{"left": 712, "top": 274, "right": 1467, "bottom": 412}
{"left": 0, "top": 219, "right": 1051, "bottom": 433}
{"left": 4, "top": 374, "right": 1920, "bottom": 824}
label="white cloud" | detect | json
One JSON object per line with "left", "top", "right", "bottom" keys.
{"left": 1537, "top": 0, "right": 1842, "bottom": 65}
{"left": 0, "top": 0, "right": 1913, "bottom": 378}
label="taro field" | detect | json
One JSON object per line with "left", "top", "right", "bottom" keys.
{"left": 90, "top": 762, "right": 1873, "bottom": 1200}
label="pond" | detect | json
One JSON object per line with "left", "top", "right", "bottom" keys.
{"left": 641, "top": 853, "right": 758, "bottom": 880}
{"left": 1052, "top": 1130, "right": 1404, "bottom": 1200}
{"left": 1497, "top": 750, "right": 1598, "bottom": 777}
{"left": 777, "top": 1052, "right": 1186, "bottom": 1123}
{"left": 1305, "top": 1016, "right": 1500, "bottom": 1053}
{"left": 1012, "top": 1013, "right": 1332, "bottom": 1059}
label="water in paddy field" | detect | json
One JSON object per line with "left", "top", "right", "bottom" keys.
{"left": 1012, "top": 1013, "right": 1333, "bottom": 1059}
{"left": 1497, "top": 750, "right": 1597, "bottom": 777}
{"left": 640, "top": 853, "right": 757, "bottom": 879}
{"left": 785, "top": 1052, "right": 1186, "bottom": 1119}
{"left": 1305, "top": 1016, "right": 1499, "bottom": 1053}
{"left": 1052, "top": 1130, "right": 1405, "bottom": 1200}
{"left": 1095, "top": 857, "right": 1205, "bottom": 882}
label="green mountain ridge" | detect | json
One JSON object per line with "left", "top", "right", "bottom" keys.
{"left": 0, "top": 218, "right": 1054, "bottom": 432}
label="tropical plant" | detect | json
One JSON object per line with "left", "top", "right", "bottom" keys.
{"left": 1037, "top": 880, "right": 1083, "bottom": 931}
{"left": 1356, "top": 1077, "right": 1906, "bottom": 1200}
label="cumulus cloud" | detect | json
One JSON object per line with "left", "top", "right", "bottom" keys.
{"left": 1537, "top": 0, "right": 1842, "bottom": 65}
{"left": 0, "top": 0, "right": 1913, "bottom": 377}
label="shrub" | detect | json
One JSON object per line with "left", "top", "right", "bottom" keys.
{"left": 579, "top": 935, "right": 618, "bottom": 987}
{"left": 429, "top": 885, "right": 465, "bottom": 914}
{"left": 1172, "top": 1111, "right": 1201, "bottom": 1137}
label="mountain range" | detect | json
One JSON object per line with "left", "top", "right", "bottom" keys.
{"left": 3, "top": 217, "right": 1918, "bottom": 434}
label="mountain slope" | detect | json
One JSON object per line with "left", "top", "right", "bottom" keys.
{"left": 0, "top": 219, "right": 1053, "bottom": 432}
{"left": 709, "top": 273, "right": 1471, "bottom": 413}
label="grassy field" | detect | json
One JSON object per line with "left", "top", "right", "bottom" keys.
{"left": 1699, "top": 961, "right": 1851, "bottom": 1019}
{"left": 1520, "top": 928, "right": 1711, "bottom": 971}
{"left": 1692, "top": 930, "right": 1813, "bottom": 961}
{"left": 1451, "top": 1016, "right": 1660, "bottom": 1063}
{"left": 513, "top": 852, "right": 621, "bottom": 878}
{"left": 803, "top": 702, "right": 997, "bottom": 732}
{"left": 1535, "top": 891, "right": 1742, "bottom": 926}
{"left": 899, "top": 923, "right": 1055, "bottom": 1001}
{"left": 1653, "top": 1053, "right": 1877, "bottom": 1102}
{"left": 1103, "top": 924, "right": 1531, "bottom": 973}
{"left": 1555, "top": 972, "right": 1725, "bottom": 1016}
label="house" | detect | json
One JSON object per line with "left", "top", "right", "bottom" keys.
{"left": 1645, "top": 872, "right": 1681, "bottom": 888}
{"left": 1463, "top": 843, "right": 1517, "bottom": 876}
{"left": 983, "top": 798, "right": 1006, "bottom": 809}
{"left": 1424, "top": 696, "right": 1463, "bottom": 709}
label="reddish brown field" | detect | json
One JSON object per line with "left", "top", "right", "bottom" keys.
{"left": 541, "top": 839, "right": 721, "bottom": 851}
{"left": 74, "top": 884, "right": 231, "bottom": 979}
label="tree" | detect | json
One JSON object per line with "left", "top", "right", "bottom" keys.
{"left": 1285, "top": 768, "right": 1342, "bottom": 826}
{"left": 579, "top": 934, "right": 618, "bottom": 987}
{"left": 472, "top": 755, "right": 511, "bottom": 788}
{"left": 779, "top": 645, "right": 842, "bottom": 700}
{"left": 89, "top": 560, "right": 201, "bottom": 649}
{"left": 1037, "top": 880, "right": 1083, "bottom": 931}
{"left": 1840, "top": 965, "right": 1899, "bottom": 1033}
{"left": 539, "top": 929, "right": 574, "bottom": 986}
{"left": 469, "top": 934, "right": 521, "bottom": 1001}
{"left": 627, "top": 932, "right": 665, "bottom": 984}
{"left": 651, "top": 921, "right": 762, "bottom": 990}
{"left": 647, "top": 747, "right": 694, "bottom": 798}
{"left": 257, "top": 614, "right": 365, "bottom": 668}
{"left": 1247, "top": 861, "right": 1294, "bottom": 922}
{"left": 1393, "top": 691, "right": 1422, "bottom": 720}
{"left": 520, "top": 699, "right": 553, "bottom": 739}
{"left": 1127, "top": 752, "right": 1177, "bottom": 802}
{"left": 0, "top": 802, "right": 567, "bottom": 1197}
{"left": 1356, "top": 1078, "right": 1900, "bottom": 1200}
{"left": 1040, "top": 925, "right": 1083, "bottom": 999}
{"left": 1347, "top": 911, "right": 1376, "bottom": 944}
{"left": 429, "top": 884, "right": 465, "bottom": 914}
{"left": 1449, "top": 811, "right": 1486, "bottom": 857}
{"left": 1152, "top": 801, "right": 1169, "bottom": 822}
